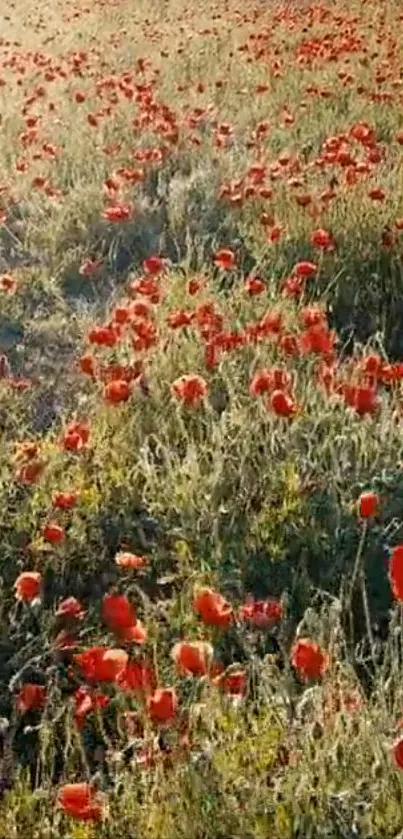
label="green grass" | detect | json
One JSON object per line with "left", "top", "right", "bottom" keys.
{"left": 0, "top": 0, "right": 403, "bottom": 835}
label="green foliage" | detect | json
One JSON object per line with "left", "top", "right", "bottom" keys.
{"left": 0, "top": 0, "right": 403, "bottom": 835}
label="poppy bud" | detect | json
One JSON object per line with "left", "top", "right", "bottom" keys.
{"left": 358, "top": 491, "right": 379, "bottom": 519}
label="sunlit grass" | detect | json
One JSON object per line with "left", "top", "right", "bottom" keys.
{"left": 0, "top": 0, "right": 403, "bottom": 835}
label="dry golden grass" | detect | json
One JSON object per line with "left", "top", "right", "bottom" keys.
{"left": 0, "top": 0, "right": 403, "bottom": 836}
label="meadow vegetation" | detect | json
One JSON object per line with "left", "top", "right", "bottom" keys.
{"left": 1, "top": 0, "right": 403, "bottom": 835}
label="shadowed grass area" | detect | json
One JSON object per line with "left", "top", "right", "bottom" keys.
{"left": 0, "top": 0, "right": 403, "bottom": 835}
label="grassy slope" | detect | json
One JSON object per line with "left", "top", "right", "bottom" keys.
{"left": 0, "top": 0, "right": 403, "bottom": 836}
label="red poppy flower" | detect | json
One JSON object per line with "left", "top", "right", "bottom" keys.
{"left": 172, "top": 641, "right": 213, "bottom": 676}
{"left": 0, "top": 274, "right": 17, "bottom": 294}
{"left": 88, "top": 325, "right": 118, "bottom": 347}
{"left": 293, "top": 261, "right": 318, "bottom": 278}
{"left": 213, "top": 249, "right": 236, "bottom": 270}
{"left": 61, "top": 421, "right": 89, "bottom": 452}
{"left": 268, "top": 224, "right": 284, "bottom": 243}
{"left": 128, "top": 276, "right": 160, "bottom": 300}
{"left": 147, "top": 687, "right": 178, "bottom": 724}
{"left": 74, "top": 646, "right": 128, "bottom": 682}
{"left": 344, "top": 384, "right": 380, "bottom": 416}
{"left": 269, "top": 389, "right": 298, "bottom": 417}
{"left": 128, "top": 301, "right": 153, "bottom": 322}
{"left": 131, "top": 319, "right": 158, "bottom": 352}
{"left": 14, "top": 571, "right": 41, "bottom": 601}
{"left": 117, "top": 658, "right": 156, "bottom": 695}
{"left": 360, "top": 354, "right": 383, "bottom": 377}
{"left": 102, "top": 201, "right": 133, "bottom": 221}
{"left": 259, "top": 310, "right": 283, "bottom": 335}
{"left": 99, "top": 362, "right": 142, "bottom": 384}
{"left": 124, "top": 620, "right": 147, "bottom": 644}
{"left": 392, "top": 737, "right": 403, "bottom": 769}
{"left": 115, "top": 552, "right": 148, "bottom": 569}
{"left": 295, "top": 192, "right": 312, "bottom": 208}
{"left": 213, "top": 666, "right": 247, "bottom": 696}
{"left": 9, "top": 378, "right": 33, "bottom": 392}
{"left": 101, "top": 593, "right": 137, "bottom": 633}
{"left": 166, "top": 305, "right": 193, "bottom": 329}
{"left": 187, "top": 277, "right": 205, "bottom": 296}
{"left": 79, "top": 258, "right": 102, "bottom": 277}
{"left": 300, "top": 306, "right": 327, "bottom": 329}
{"left": 14, "top": 457, "right": 44, "bottom": 485}
{"left": 358, "top": 491, "right": 378, "bottom": 519}
{"left": 210, "top": 661, "right": 247, "bottom": 697}
{"left": 310, "top": 228, "right": 334, "bottom": 250}
{"left": 14, "top": 441, "right": 39, "bottom": 463}
{"left": 299, "top": 326, "right": 335, "bottom": 356}
{"left": 55, "top": 597, "right": 86, "bottom": 620}
{"left": 350, "top": 122, "right": 375, "bottom": 145}
{"left": 171, "top": 374, "right": 208, "bottom": 407}
{"left": 249, "top": 369, "right": 271, "bottom": 397}
{"left": 250, "top": 368, "right": 291, "bottom": 397}
{"left": 278, "top": 334, "right": 300, "bottom": 357}
{"left": 73, "top": 686, "right": 109, "bottom": 729}
{"left": 239, "top": 597, "right": 283, "bottom": 627}
{"left": 389, "top": 545, "right": 403, "bottom": 601}
{"left": 104, "top": 379, "right": 131, "bottom": 404}
{"left": 283, "top": 275, "right": 305, "bottom": 298}
{"left": 193, "top": 587, "right": 233, "bottom": 628}
{"left": 57, "top": 783, "right": 104, "bottom": 822}
{"left": 368, "top": 187, "right": 385, "bottom": 201}
{"left": 102, "top": 593, "right": 146, "bottom": 642}
{"left": 16, "top": 683, "right": 46, "bottom": 713}
{"left": 291, "top": 638, "right": 329, "bottom": 681}
{"left": 143, "top": 256, "right": 165, "bottom": 276}
{"left": 52, "top": 491, "right": 78, "bottom": 510}
{"left": 43, "top": 522, "right": 65, "bottom": 544}
{"left": 112, "top": 304, "right": 130, "bottom": 325}
{"left": 244, "top": 276, "right": 265, "bottom": 296}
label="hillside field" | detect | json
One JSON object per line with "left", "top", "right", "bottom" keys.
{"left": 1, "top": 0, "right": 403, "bottom": 836}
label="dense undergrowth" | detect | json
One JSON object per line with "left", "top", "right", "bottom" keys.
{"left": 1, "top": 0, "right": 403, "bottom": 835}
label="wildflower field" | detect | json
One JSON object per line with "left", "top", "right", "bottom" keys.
{"left": 1, "top": 0, "right": 403, "bottom": 835}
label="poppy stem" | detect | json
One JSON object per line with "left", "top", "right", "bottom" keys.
{"left": 347, "top": 521, "right": 368, "bottom": 646}
{"left": 360, "top": 569, "right": 377, "bottom": 671}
